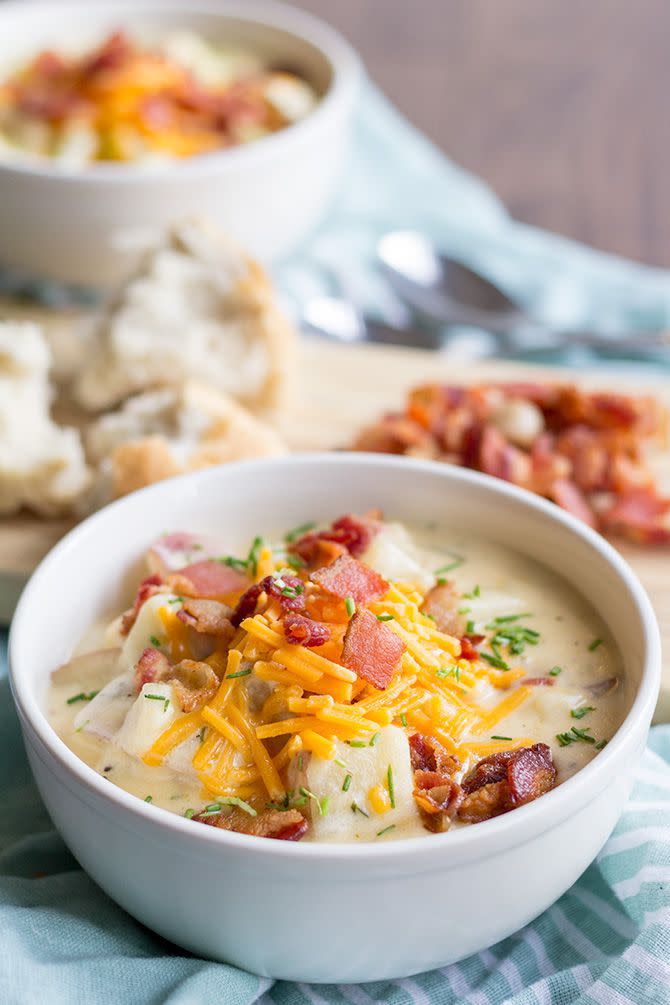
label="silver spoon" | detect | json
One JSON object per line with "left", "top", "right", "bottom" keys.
{"left": 377, "top": 229, "right": 670, "bottom": 353}
{"left": 301, "top": 295, "right": 444, "bottom": 350}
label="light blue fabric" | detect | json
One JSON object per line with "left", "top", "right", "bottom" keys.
{"left": 2, "top": 81, "right": 670, "bottom": 1002}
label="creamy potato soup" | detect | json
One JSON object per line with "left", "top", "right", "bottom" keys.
{"left": 49, "top": 514, "right": 626, "bottom": 843}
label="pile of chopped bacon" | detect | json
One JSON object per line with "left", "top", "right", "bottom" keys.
{"left": 409, "top": 733, "right": 556, "bottom": 829}
{"left": 352, "top": 383, "right": 670, "bottom": 544}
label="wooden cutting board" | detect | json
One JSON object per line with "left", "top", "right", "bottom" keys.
{"left": 1, "top": 311, "right": 669, "bottom": 719}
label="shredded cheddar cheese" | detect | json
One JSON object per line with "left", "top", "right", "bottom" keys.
{"left": 142, "top": 528, "right": 541, "bottom": 807}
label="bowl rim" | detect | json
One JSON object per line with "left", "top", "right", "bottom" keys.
{"left": 9, "top": 453, "right": 661, "bottom": 862}
{"left": 0, "top": 0, "right": 361, "bottom": 183}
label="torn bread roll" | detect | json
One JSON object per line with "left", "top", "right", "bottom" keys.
{"left": 85, "top": 378, "right": 286, "bottom": 500}
{"left": 0, "top": 322, "right": 90, "bottom": 516}
{"left": 72, "top": 220, "right": 298, "bottom": 415}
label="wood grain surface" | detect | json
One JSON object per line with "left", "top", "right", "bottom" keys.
{"left": 298, "top": 0, "right": 670, "bottom": 267}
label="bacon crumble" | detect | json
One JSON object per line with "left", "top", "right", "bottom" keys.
{"left": 458, "top": 743, "right": 556, "bottom": 822}
{"left": 283, "top": 611, "right": 331, "bottom": 647}
{"left": 310, "top": 554, "right": 389, "bottom": 606}
{"left": 195, "top": 806, "right": 308, "bottom": 840}
{"left": 341, "top": 609, "right": 406, "bottom": 690}
{"left": 352, "top": 382, "right": 669, "bottom": 544}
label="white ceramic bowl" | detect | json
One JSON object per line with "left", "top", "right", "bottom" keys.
{"left": 9, "top": 455, "right": 660, "bottom": 982}
{"left": 0, "top": 0, "right": 360, "bottom": 285}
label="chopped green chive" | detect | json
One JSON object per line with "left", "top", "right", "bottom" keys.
{"left": 464, "top": 585, "right": 481, "bottom": 599}
{"left": 436, "top": 666, "right": 460, "bottom": 681}
{"left": 480, "top": 652, "right": 510, "bottom": 671}
{"left": 300, "top": 786, "right": 328, "bottom": 816}
{"left": 144, "top": 795, "right": 153, "bottom": 803}
{"left": 588, "top": 638, "right": 603, "bottom": 652}
{"left": 369, "top": 732, "right": 381, "bottom": 747}
{"left": 387, "top": 764, "right": 396, "bottom": 808}
{"left": 436, "top": 577, "right": 447, "bottom": 586}
{"left": 400, "top": 713, "right": 408, "bottom": 727}
{"left": 149, "top": 635, "right": 161, "bottom": 647}
{"left": 66, "top": 690, "right": 98, "bottom": 705}
{"left": 351, "top": 801, "right": 369, "bottom": 817}
{"left": 342, "top": 773, "right": 352, "bottom": 792}
{"left": 377, "top": 613, "right": 394, "bottom": 622}
{"left": 286, "top": 553, "right": 306, "bottom": 570}
{"left": 348, "top": 740, "right": 367, "bottom": 748}
{"left": 549, "top": 665, "right": 563, "bottom": 677}
{"left": 219, "top": 796, "right": 257, "bottom": 817}
{"left": 434, "top": 555, "right": 464, "bottom": 576}
{"left": 285, "top": 522, "right": 317, "bottom": 543}
{"left": 571, "top": 706, "right": 595, "bottom": 720}
{"left": 75, "top": 720, "right": 89, "bottom": 733}
{"left": 491, "top": 613, "right": 532, "bottom": 624}
{"left": 466, "top": 620, "right": 475, "bottom": 635}
{"left": 226, "top": 668, "right": 252, "bottom": 679}
{"left": 345, "top": 596, "right": 356, "bottom": 617}
{"left": 491, "top": 735, "right": 512, "bottom": 741}
{"left": 334, "top": 758, "right": 347, "bottom": 769}
{"left": 595, "top": 739, "right": 609, "bottom": 751}
{"left": 247, "top": 536, "right": 264, "bottom": 576}
{"left": 556, "top": 726, "right": 596, "bottom": 746}
{"left": 377, "top": 824, "right": 396, "bottom": 837}
{"left": 145, "top": 693, "right": 168, "bottom": 702}
{"left": 457, "top": 606, "right": 471, "bottom": 615}
{"left": 571, "top": 727, "right": 596, "bottom": 744}
{"left": 184, "top": 808, "right": 195, "bottom": 819}
{"left": 297, "top": 753, "right": 304, "bottom": 771}
{"left": 168, "top": 596, "right": 184, "bottom": 605}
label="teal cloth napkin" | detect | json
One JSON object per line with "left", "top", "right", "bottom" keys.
{"left": 3, "top": 81, "right": 670, "bottom": 1002}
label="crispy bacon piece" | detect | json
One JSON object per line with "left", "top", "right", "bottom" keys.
{"left": 478, "top": 425, "right": 532, "bottom": 486}
{"left": 507, "top": 744, "right": 556, "bottom": 804}
{"left": 194, "top": 807, "right": 308, "bottom": 841}
{"left": 351, "top": 381, "right": 669, "bottom": 546}
{"left": 290, "top": 535, "right": 346, "bottom": 570}
{"left": 230, "top": 574, "right": 306, "bottom": 627}
{"left": 458, "top": 743, "right": 556, "bottom": 823}
{"left": 230, "top": 582, "right": 263, "bottom": 627}
{"left": 341, "top": 609, "right": 406, "bottom": 689}
{"left": 134, "top": 646, "right": 170, "bottom": 691}
{"left": 352, "top": 414, "right": 433, "bottom": 455}
{"left": 522, "top": 676, "right": 555, "bottom": 686}
{"left": 175, "top": 560, "right": 247, "bottom": 600}
{"left": 459, "top": 781, "right": 509, "bottom": 823}
{"left": 283, "top": 612, "right": 331, "bottom": 647}
{"left": 177, "top": 599, "right": 235, "bottom": 642}
{"left": 318, "top": 513, "right": 381, "bottom": 558}
{"left": 421, "top": 582, "right": 465, "bottom": 636}
{"left": 549, "top": 479, "right": 597, "bottom": 528}
{"left": 409, "top": 733, "right": 460, "bottom": 775}
{"left": 414, "top": 773, "right": 464, "bottom": 832}
{"left": 410, "top": 735, "right": 463, "bottom": 831}
{"left": 600, "top": 489, "right": 670, "bottom": 544}
{"left": 290, "top": 512, "right": 381, "bottom": 569}
{"left": 121, "top": 573, "right": 164, "bottom": 635}
{"left": 458, "top": 634, "right": 485, "bottom": 660}
{"left": 160, "top": 659, "right": 219, "bottom": 713}
{"left": 311, "top": 554, "right": 389, "bottom": 606}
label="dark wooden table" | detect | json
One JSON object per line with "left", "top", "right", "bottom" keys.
{"left": 298, "top": 0, "right": 670, "bottom": 268}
